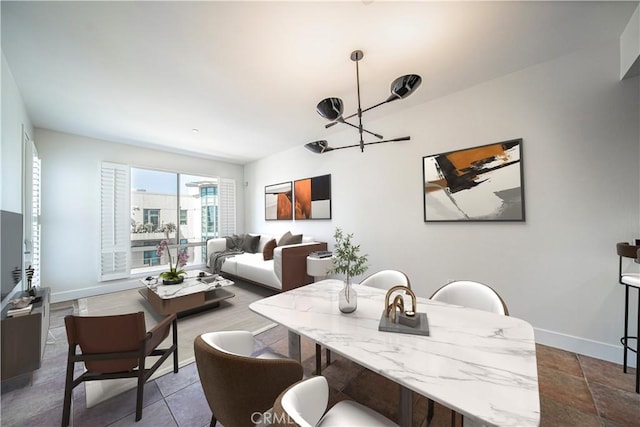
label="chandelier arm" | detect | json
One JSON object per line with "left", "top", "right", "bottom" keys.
{"left": 324, "top": 99, "right": 390, "bottom": 129}
{"left": 330, "top": 136, "right": 410, "bottom": 151}
{"left": 332, "top": 120, "right": 383, "bottom": 139}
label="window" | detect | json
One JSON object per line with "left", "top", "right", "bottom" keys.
{"left": 143, "top": 209, "right": 160, "bottom": 232}
{"left": 101, "top": 163, "right": 236, "bottom": 280}
{"left": 143, "top": 250, "right": 160, "bottom": 266}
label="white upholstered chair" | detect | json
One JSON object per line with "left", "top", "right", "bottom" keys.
{"left": 273, "top": 376, "right": 398, "bottom": 427}
{"left": 423, "top": 280, "right": 509, "bottom": 426}
{"left": 316, "top": 269, "right": 411, "bottom": 374}
{"left": 359, "top": 269, "right": 412, "bottom": 290}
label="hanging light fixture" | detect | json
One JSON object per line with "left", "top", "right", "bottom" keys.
{"left": 305, "top": 49, "right": 421, "bottom": 154}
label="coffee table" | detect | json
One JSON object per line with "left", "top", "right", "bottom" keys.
{"left": 138, "top": 272, "right": 235, "bottom": 316}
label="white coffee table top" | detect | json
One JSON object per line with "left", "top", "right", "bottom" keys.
{"left": 141, "top": 271, "right": 233, "bottom": 299}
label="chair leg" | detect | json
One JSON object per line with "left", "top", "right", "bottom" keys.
{"left": 210, "top": 414, "right": 217, "bottom": 427}
{"left": 172, "top": 318, "right": 179, "bottom": 374}
{"left": 61, "top": 349, "right": 76, "bottom": 427}
{"left": 315, "top": 343, "right": 322, "bottom": 374}
{"left": 136, "top": 365, "right": 145, "bottom": 421}
{"left": 326, "top": 348, "right": 331, "bottom": 365}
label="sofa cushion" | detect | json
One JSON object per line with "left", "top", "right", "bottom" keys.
{"left": 241, "top": 234, "right": 261, "bottom": 253}
{"left": 263, "top": 239, "right": 277, "bottom": 261}
{"left": 280, "top": 233, "right": 302, "bottom": 246}
{"left": 278, "top": 231, "right": 292, "bottom": 246}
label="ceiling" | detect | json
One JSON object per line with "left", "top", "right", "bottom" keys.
{"left": 1, "top": 1, "right": 637, "bottom": 164}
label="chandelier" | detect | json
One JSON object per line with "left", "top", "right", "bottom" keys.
{"left": 305, "top": 50, "right": 421, "bottom": 154}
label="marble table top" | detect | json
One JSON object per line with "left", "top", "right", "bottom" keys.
{"left": 250, "top": 280, "right": 540, "bottom": 427}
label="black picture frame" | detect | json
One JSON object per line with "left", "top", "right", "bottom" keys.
{"left": 423, "top": 139, "right": 525, "bottom": 222}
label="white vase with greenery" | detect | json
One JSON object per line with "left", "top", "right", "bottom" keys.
{"left": 329, "top": 228, "right": 368, "bottom": 313}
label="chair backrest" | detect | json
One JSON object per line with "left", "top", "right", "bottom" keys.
{"left": 64, "top": 312, "right": 147, "bottom": 373}
{"left": 430, "top": 280, "right": 509, "bottom": 315}
{"left": 200, "top": 330, "right": 255, "bottom": 357}
{"left": 616, "top": 242, "right": 639, "bottom": 259}
{"left": 275, "top": 376, "right": 329, "bottom": 427}
{"left": 360, "top": 270, "right": 411, "bottom": 290}
{"left": 194, "top": 333, "right": 303, "bottom": 427}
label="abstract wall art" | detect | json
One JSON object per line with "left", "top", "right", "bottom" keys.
{"left": 294, "top": 174, "right": 332, "bottom": 220}
{"left": 265, "top": 181, "right": 293, "bottom": 220}
{"left": 423, "top": 139, "right": 525, "bottom": 222}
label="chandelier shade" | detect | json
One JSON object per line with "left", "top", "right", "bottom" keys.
{"left": 316, "top": 98, "right": 344, "bottom": 122}
{"left": 307, "top": 50, "right": 420, "bottom": 154}
{"left": 387, "top": 74, "right": 422, "bottom": 102}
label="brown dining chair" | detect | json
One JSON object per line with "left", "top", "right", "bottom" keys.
{"left": 62, "top": 312, "right": 178, "bottom": 426}
{"left": 194, "top": 331, "right": 303, "bottom": 427}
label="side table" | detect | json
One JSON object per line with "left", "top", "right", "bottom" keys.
{"left": 306, "top": 256, "right": 334, "bottom": 282}
{"left": 616, "top": 241, "right": 640, "bottom": 393}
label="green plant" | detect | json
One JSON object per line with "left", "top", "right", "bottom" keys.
{"left": 156, "top": 239, "right": 189, "bottom": 281}
{"left": 329, "top": 227, "right": 368, "bottom": 284}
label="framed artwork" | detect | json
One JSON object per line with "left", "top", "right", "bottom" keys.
{"left": 265, "top": 181, "right": 293, "bottom": 220}
{"left": 294, "top": 174, "right": 332, "bottom": 220}
{"left": 423, "top": 139, "right": 525, "bottom": 222}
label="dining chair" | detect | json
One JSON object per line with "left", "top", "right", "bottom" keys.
{"left": 62, "top": 312, "right": 178, "bottom": 426}
{"left": 423, "top": 280, "right": 509, "bottom": 427}
{"left": 194, "top": 330, "right": 303, "bottom": 427}
{"left": 316, "top": 269, "right": 411, "bottom": 374}
{"left": 273, "top": 375, "right": 398, "bottom": 426}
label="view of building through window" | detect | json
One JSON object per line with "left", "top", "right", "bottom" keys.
{"left": 130, "top": 168, "right": 220, "bottom": 274}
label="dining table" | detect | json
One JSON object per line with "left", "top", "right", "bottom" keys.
{"left": 249, "top": 279, "right": 540, "bottom": 427}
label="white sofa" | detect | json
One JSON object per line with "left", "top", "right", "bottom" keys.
{"left": 206, "top": 233, "right": 327, "bottom": 292}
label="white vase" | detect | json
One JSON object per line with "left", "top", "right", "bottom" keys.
{"left": 338, "top": 279, "right": 357, "bottom": 313}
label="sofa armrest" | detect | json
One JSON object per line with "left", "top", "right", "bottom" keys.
{"left": 274, "top": 242, "right": 328, "bottom": 292}
{"left": 206, "top": 238, "right": 227, "bottom": 267}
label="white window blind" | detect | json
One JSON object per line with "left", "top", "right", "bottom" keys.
{"left": 31, "top": 151, "right": 41, "bottom": 288}
{"left": 218, "top": 178, "right": 236, "bottom": 237}
{"left": 100, "top": 162, "right": 130, "bottom": 280}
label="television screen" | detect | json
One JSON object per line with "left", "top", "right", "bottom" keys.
{"left": 1, "top": 210, "right": 23, "bottom": 300}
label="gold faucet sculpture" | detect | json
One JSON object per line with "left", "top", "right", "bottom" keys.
{"left": 384, "top": 285, "right": 417, "bottom": 324}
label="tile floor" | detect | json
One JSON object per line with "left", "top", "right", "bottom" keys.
{"left": 1, "top": 303, "right": 638, "bottom": 427}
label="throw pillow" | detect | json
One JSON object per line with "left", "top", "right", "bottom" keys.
{"left": 263, "top": 238, "right": 277, "bottom": 261}
{"left": 241, "top": 234, "right": 261, "bottom": 253}
{"left": 278, "top": 231, "right": 293, "bottom": 246}
{"left": 279, "top": 233, "right": 302, "bottom": 246}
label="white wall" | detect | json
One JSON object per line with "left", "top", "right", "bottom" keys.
{"left": 620, "top": 3, "right": 640, "bottom": 79}
{"left": 1, "top": 52, "right": 33, "bottom": 212}
{"left": 244, "top": 40, "right": 640, "bottom": 365}
{"left": 1, "top": 52, "right": 34, "bottom": 308}
{"left": 34, "top": 129, "right": 244, "bottom": 301}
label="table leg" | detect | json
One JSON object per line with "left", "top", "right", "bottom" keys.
{"left": 288, "top": 330, "right": 301, "bottom": 362}
{"left": 399, "top": 385, "right": 412, "bottom": 427}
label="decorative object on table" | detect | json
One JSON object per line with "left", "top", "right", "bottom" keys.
{"left": 9, "top": 296, "right": 35, "bottom": 309}
{"left": 304, "top": 49, "right": 420, "bottom": 154}
{"left": 294, "top": 174, "right": 331, "bottom": 220}
{"left": 265, "top": 182, "right": 293, "bottom": 220}
{"left": 423, "top": 138, "right": 525, "bottom": 222}
{"left": 25, "top": 264, "right": 36, "bottom": 296}
{"left": 329, "top": 228, "right": 368, "bottom": 313}
{"left": 156, "top": 239, "right": 189, "bottom": 285}
{"left": 378, "top": 285, "right": 430, "bottom": 336}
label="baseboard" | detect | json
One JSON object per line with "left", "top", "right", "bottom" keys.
{"left": 534, "top": 327, "right": 637, "bottom": 368}
{"left": 50, "top": 279, "right": 142, "bottom": 303}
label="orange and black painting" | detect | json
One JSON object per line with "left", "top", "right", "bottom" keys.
{"left": 265, "top": 182, "right": 292, "bottom": 220}
{"left": 423, "top": 139, "right": 524, "bottom": 222}
{"left": 294, "top": 174, "right": 331, "bottom": 220}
